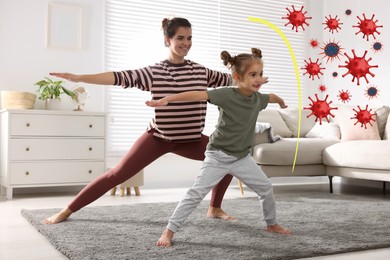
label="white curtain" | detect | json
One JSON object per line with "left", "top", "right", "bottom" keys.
{"left": 105, "top": 0, "right": 307, "bottom": 157}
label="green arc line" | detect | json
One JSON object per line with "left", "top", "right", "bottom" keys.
{"left": 248, "top": 17, "right": 302, "bottom": 173}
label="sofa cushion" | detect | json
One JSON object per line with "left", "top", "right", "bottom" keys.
{"left": 305, "top": 122, "right": 341, "bottom": 140}
{"left": 333, "top": 104, "right": 380, "bottom": 141}
{"left": 257, "top": 109, "right": 292, "bottom": 138}
{"left": 374, "top": 106, "right": 390, "bottom": 139}
{"left": 253, "top": 138, "right": 339, "bottom": 165}
{"left": 323, "top": 140, "right": 390, "bottom": 170}
{"left": 384, "top": 112, "right": 390, "bottom": 140}
{"left": 278, "top": 107, "right": 316, "bottom": 137}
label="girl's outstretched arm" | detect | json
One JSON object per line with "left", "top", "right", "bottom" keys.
{"left": 269, "top": 93, "right": 288, "bottom": 109}
{"left": 146, "top": 91, "right": 209, "bottom": 107}
{"left": 49, "top": 72, "right": 115, "bottom": 85}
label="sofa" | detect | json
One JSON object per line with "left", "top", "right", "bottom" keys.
{"left": 252, "top": 104, "right": 390, "bottom": 193}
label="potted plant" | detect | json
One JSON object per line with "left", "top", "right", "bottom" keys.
{"left": 35, "top": 77, "right": 75, "bottom": 110}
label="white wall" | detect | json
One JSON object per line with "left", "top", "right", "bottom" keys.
{"left": 0, "top": 0, "right": 105, "bottom": 111}
{"left": 314, "top": 0, "right": 389, "bottom": 107}
{"left": 1, "top": 0, "right": 388, "bottom": 191}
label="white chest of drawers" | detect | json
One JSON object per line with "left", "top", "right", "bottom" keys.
{"left": 0, "top": 109, "right": 106, "bottom": 199}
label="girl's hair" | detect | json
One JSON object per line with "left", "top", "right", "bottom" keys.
{"left": 162, "top": 17, "right": 191, "bottom": 46}
{"left": 220, "top": 48, "right": 263, "bottom": 77}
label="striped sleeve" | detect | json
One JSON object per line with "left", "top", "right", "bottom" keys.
{"left": 205, "top": 68, "right": 233, "bottom": 88}
{"left": 113, "top": 67, "right": 153, "bottom": 91}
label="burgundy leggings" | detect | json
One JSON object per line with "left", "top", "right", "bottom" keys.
{"left": 68, "top": 130, "right": 233, "bottom": 212}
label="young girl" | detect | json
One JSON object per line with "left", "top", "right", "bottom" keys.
{"left": 43, "top": 17, "right": 236, "bottom": 224}
{"left": 146, "top": 48, "right": 291, "bottom": 247}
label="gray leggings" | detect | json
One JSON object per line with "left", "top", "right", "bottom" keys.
{"left": 167, "top": 150, "right": 277, "bottom": 233}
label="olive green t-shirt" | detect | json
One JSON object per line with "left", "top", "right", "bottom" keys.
{"left": 206, "top": 87, "right": 270, "bottom": 158}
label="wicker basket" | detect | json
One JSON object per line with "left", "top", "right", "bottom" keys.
{"left": 1, "top": 91, "right": 36, "bottom": 109}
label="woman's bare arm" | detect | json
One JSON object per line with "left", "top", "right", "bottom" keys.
{"left": 49, "top": 72, "right": 115, "bottom": 85}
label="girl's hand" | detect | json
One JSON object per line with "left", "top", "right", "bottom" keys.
{"left": 145, "top": 99, "right": 168, "bottom": 107}
{"left": 262, "top": 77, "right": 269, "bottom": 85}
{"left": 49, "top": 72, "right": 79, "bottom": 82}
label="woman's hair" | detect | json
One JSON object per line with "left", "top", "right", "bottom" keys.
{"left": 220, "top": 48, "right": 263, "bottom": 77}
{"left": 162, "top": 17, "right": 191, "bottom": 46}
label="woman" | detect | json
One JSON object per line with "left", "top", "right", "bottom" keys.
{"left": 44, "top": 17, "right": 235, "bottom": 224}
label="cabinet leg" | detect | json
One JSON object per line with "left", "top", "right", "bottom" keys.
{"left": 134, "top": 187, "right": 141, "bottom": 196}
{"left": 126, "top": 187, "right": 131, "bottom": 196}
{"left": 110, "top": 187, "right": 117, "bottom": 196}
{"left": 6, "top": 187, "right": 13, "bottom": 200}
{"left": 238, "top": 179, "right": 244, "bottom": 195}
{"left": 120, "top": 187, "right": 125, "bottom": 197}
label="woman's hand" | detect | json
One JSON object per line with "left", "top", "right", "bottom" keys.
{"left": 49, "top": 72, "right": 80, "bottom": 82}
{"left": 145, "top": 99, "right": 168, "bottom": 107}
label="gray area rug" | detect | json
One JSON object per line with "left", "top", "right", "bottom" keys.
{"left": 21, "top": 193, "right": 390, "bottom": 260}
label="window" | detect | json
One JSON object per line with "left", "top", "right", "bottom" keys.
{"left": 105, "top": 0, "right": 307, "bottom": 157}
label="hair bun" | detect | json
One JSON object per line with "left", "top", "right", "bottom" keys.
{"left": 161, "top": 18, "right": 170, "bottom": 29}
{"left": 251, "top": 48, "right": 262, "bottom": 59}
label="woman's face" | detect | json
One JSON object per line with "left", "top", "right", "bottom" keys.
{"left": 166, "top": 27, "right": 192, "bottom": 62}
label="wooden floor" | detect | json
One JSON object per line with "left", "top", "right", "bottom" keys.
{"left": 1, "top": 182, "right": 389, "bottom": 260}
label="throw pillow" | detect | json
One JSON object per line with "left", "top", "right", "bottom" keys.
{"left": 334, "top": 104, "right": 380, "bottom": 141}
{"left": 278, "top": 107, "right": 316, "bottom": 137}
{"left": 305, "top": 122, "right": 341, "bottom": 140}
{"left": 374, "top": 106, "right": 390, "bottom": 139}
{"left": 257, "top": 109, "right": 292, "bottom": 137}
{"left": 384, "top": 112, "right": 390, "bottom": 140}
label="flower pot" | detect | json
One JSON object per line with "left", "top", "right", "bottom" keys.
{"left": 45, "top": 99, "right": 62, "bottom": 110}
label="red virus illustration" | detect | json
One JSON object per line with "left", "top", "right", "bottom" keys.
{"left": 365, "top": 85, "right": 380, "bottom": 99}
{"left": 320, "top": 39, "right": 344, "bottom": 63}
{"left": 318, "top": 84, "right": 327, "bottom": 92}
{"left": 371, "top": 41, "right": 384, "bottom": 53}
{"left": 309, "top": 38, "right": 319, "bottom": 48}
{"left": 351, "top": 105, "right": 376, "bottom": 129}
{"left": 337, "top": 89, "right": 352, "bottom": 103}
{"left": 353, "top": 13, "right": 383, "bottom": 41}
{"left": 338, "top": 49, "right": 378, "bottom": 85}
{"left": 282, "top": 5, "right": 312, "bottom": 32}
{"left": 323, "top": 15, "right": 343, "bottom": 33}
{"left": 345, "top": 9, "right": 352, "bottom": 16}
{"left": 302, "top": 58, "right": 325, "bottom": 80}
{"left": 304, "top": 94, "right": 338, "bottom": 124}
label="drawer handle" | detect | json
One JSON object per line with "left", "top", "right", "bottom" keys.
{"left": 26, "top": 147, "right": 30, "bottom": 152}
{"left": 25, "top": 171, "right": 30, "bottom": 176}
{"left": 89, "top": 147, "right": 93, "bottom": 151}
{"left": 88, "top": 170, "right": 92, "bottom": 174}
{"left": 26, "top": 123, "right": 30, "bottom": 127}
{"left": 89, "top": 124, "right": 93, "bottom": 128}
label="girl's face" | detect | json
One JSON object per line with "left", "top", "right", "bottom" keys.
{"left": 236, "top": 61, "right": 267, "bottom": 96}
{"left": 166, "top": 27, "right": 192, "bottom": 63}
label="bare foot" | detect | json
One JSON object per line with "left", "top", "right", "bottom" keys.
{"left": 156, "top": 229, "right": 174, "bottom": 247}
{"left": 266, "top": 224, "right": 292, "bottom": 235}
{"left": 43, "top": 208, "right": 73, "bottom": 224}
{"left": 207, "top": 206, "right": 237, "bottom": 221}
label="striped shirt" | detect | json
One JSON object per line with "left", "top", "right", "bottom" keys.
{"left": 113, "top": 59, "right": 233, "bottom": 142}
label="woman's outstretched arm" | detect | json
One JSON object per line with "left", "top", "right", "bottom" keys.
{"left": 49, "top": 72, "right": 115, "bottom": 85}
